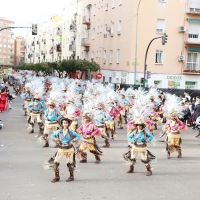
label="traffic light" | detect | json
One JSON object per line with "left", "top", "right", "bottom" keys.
{"left": 140, "top": 77, "right": 144, "bottom": 84}
{"left": 32, "top": 24, "right": 37, "bottom": 35}
{"left": 162, "top": 33, "right": 168, "bottom": 45}
{"left": 147, "top": 71, "right": 151, "bottom": 79}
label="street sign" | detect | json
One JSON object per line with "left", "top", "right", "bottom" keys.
{"left": 96, "top": 73, "right": 102, "bottom": 79}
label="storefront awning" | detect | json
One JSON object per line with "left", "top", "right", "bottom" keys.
{"left": 187, "top": 18, "right": 200, "bottom": 23}
{"left": 186, "top": 46, "right": 200, "bottom": 51}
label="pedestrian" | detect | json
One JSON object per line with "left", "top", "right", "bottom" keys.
{"left": 0, "top": 88, "right": 7, "bottom": 112}
{"left": 184, "top": 92, "right": 191, "bottom": 101}
{"left": 192, "top": 99, "right": 200, "bottom": 130}
{"left": 195, "top": 96, "right": 200, "bottom": 106}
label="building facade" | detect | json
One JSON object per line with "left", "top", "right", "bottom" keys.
{"left": 25, "top": 0, "right": 82, "bottom": 65}
{"left": 0, "top": 18, "right": 15, "bottom": 67}
{"left": 24, "top": 0, "right": 200, "bottom": 89}
{"left": 14, "top": 36, "right": 25, "bottom": 65}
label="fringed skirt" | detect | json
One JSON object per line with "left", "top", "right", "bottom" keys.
{"left": 167, "top": 132, "right": 181, "bottom": 153}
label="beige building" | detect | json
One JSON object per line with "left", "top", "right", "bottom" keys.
{"left": 14, "top": 36, "right": 26, "bottom": 65}
{"left": 24, "top": 0, "right": 200, "bottom": 89}
{"left": 0, "top": 18, "right": 15, "bottom": 67}
{"left": 80, "top": 0, "right": 200, "bottom": 89}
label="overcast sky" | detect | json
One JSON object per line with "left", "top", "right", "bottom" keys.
{"left": 0, "top": 0, "right": 75, "bottom": 37}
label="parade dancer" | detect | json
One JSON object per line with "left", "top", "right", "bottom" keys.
{"left": 120, "top": 93, "right": 129, "bottom": 124}
{"left": 94, "top": 102, "right": 111, "bottom": 147}
{"left": 107, "top": 98, "right": 123, "bottom": 137}
{"left": 77, "top": 112, "right": 103, "bottom": 164}
{"left": 162, "top": 112, "right": 186, "bottom": 158}
{"left": 22, "top": 84, "right": 32, "bottom": 116}
{"left": 50, "top": 118, "right": 81, "bottom": 182}
{"left": 123, "top": 118, "right": 156, "bottom": 176}
{"left": 42, "top": 101, "right": 61, "bottom": 147}
{"left": 27, "top": 94, "right": 45, "bottom": 133}
{"left": 62, "top": 97, "right": 81, "bottom": 131}
{"left": 161, "top": 94, "right": 186, "bottom": 159}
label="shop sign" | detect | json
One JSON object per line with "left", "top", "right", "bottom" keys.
{"left": 167, "top": 76, "right": 182, "bottom": 80}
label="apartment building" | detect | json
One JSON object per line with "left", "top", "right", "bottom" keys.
{"left": 25, "top": 0, "right": 82, "bottom": 64}
{"left": 0, "top": 18, "right": 15, "bottom": 67}
{"left": 24, "top": 0, "right": 200, "bottom": 89}
{"left": 14, "top": 36, "right": 26, "bottom": 65}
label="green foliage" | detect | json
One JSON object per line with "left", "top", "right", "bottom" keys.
{"left": 12, "top": 59, "right": 100, "bottom": 78}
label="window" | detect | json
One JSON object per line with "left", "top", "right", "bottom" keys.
{"left": 118, "top": 20, "right": 121, "bottom": 34}
{"left": 104, "top": 24, "right": 107, "bottom": 34}
{"left": 98, "top": 1, "right": 101, "bottom": 8}
{"left": 104, "top": 50, "right": 106, "bottom": 62}
{"left": 91, "top": 51, "right": 94, "bottom": 59}
{"left": 79, "top": 15, "right": 81, "bottom": 25}
{"left": 156, "top": 19, "right": 165, "bottom": 34}
{"left": 96, "top": 51, "right": 98, "bottom": 57}
{"left": 158, "top": 0, "right": 167, "bottom": 2}
{"left": 119, "top": 0, "right": 122, "bottom": 6}
{"left": 105, "top": 0, "right": 109, "bottom": 10}
{"left": 109, "top": 77, "right": 112, "bottom": 83}
{"left": 99, "top": 51, "right": 101, "bottom": 58}
{"left": 92, "top": 28, "right": 95, "bottom": 39}
{"left": 100, "top": 25, "right": 102, "bottom": 33}
{"left": 155, "top": 50, "right": 164, "bottom": 64}
{"left": 110, "top": 50, "right": 113, "bottom": 63}
{"left": 111, "top": 22, "right": 114, "bottom": 36}
{"left": 102, "top": 0, "right": 104, "bottom": 7}
{"left": 117, "top": 49, "right": 120, "bottom": 63}
{"left": 103, "top": 76, "right": 105, "bottom": 82}
{"left": 188, "top": 23, "right": 200, "bottom": 43}
{"left": 94, "top": 4, "right": 96, "bottom": 15}
{"left": 112, "top": 0, "right": 115, "bottom": 8}
{"left": 187, "top": 52, "right": 199, "bottom": 70}
{"left": 97, "top": 26, "right": 99, "bottom": 34}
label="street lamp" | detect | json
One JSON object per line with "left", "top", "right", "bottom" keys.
{"left": 99, "top": 47, "right": 104, "bottom": 70}
{"left": 134, "top": 0, "right": 142, "bottom": 85}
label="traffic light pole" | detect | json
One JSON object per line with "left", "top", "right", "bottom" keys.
{"left": 0, "top": 27, "right": 31, "bottom": 32}
{"left": 143, "top": 36, "right": 163, "bottom": 87}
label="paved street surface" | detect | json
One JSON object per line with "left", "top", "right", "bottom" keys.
{"left": 1, "top": 87, "right": 200, "bottom": 200}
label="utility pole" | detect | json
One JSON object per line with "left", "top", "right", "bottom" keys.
{"left": 134, "top": 0, "right": 142, "bottom": 85}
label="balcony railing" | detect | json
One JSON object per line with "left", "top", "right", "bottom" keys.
{"left": 185, "top": 33, "right": 200, "bottom": 44}
{"left": 82, "top": 15, "right": 91, "bottom": 25}
{"left": 183, "top": 63, "right": 200, "bottom": 74}
{"left": 186, "top": 1, "right": 200, "bottom": 14}
{"left": 81, "top": 38, "right": 90, "bottom": 47}
{"left": 69, "top": 44, "right": 76, "bottom": 51}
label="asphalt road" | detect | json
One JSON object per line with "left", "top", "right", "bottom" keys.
{"left": 1, "top": 87, "right": 200, "bottom": 200}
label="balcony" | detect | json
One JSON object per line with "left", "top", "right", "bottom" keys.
{"left": 186, "top": 1, "right": 200, "bottom": 15}
{"left": 70, "top": 24, "right": 76, "bottom": 32}
{"left": 182, "top": 63, "right": 200, "bottom": 74}
{"left": 69, "top": 44, "right": 76, "bottom": 51}
{"left": 185, "top": 33, "right": 200, "bottom": 44}
{"left": 82, "top": 15, "right": 90, "bottom": 25}
{"left": 56, "top": 44, "right": 62, "bottom": 52}
{"left": 20, "top": 47, "right": 25, "bottom": 52}
{"left": 81, "top": 38, "right": 90, "bottom": 47}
